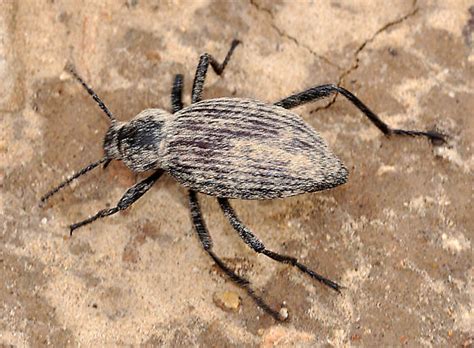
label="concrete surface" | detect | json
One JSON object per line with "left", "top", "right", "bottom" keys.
{"left": 1, "top": 0, "right": 473, "bottom": 346}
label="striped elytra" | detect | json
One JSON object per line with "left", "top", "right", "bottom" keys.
{"left": 158, "top": 97, "right": 348, "bottom": 199}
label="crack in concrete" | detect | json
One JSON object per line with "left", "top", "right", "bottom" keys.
{"left": 340, "top": 0, "right": 419, "bottom": 86}
{"left": 310, "top": 0, "right": 419, "bottom": 114}
{"left": 248, "top": 0, "right": 419, "bottom": 116}
{"left": 249, "top": 0, "right": 420, "bottom": 118}
{"left": 248, "top": 0, "right": 343, "bottom": 70}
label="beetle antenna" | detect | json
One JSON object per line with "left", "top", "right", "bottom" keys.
{"left": 40, "top": 157, "right": 108, "bottom": 204}
{"left": 66, "top": 64, "right": 117, "bottom": 123}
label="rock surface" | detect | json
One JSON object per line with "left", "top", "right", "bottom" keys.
{"left": 1, "top": 0, "right": 472, "bottom": 346}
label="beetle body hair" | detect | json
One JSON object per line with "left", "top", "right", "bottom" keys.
{"left": 105, "top": 98, "right": 347, "bottom": 200}
{"left": 160, "top": 97, "right": 348, "bottom": 199}
{"left": 105, "top": 109, "right": 172, "bottom": 172}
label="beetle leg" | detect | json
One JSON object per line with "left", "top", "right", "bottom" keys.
{"left": 189, "top": 191, "right": 285, "bottom": 321}
{"left": 171, "top": 74, "right": 184, "bottom": 113}
{"left": 69, "top": 170, "right": 164, "bottom": 235}
{"left": 275, "top": 84, "right": 446, "bottom": 144}
{"left": 191, "top": 39, "right": 241, "bottom": 104}
{"left": 218, "top": 198, "right": 343, "bottom": 293}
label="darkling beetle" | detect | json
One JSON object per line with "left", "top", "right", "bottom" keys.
{"left": 41, "top": 40, "right": 445, "bottom": 321}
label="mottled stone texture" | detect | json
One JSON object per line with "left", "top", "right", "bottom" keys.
{"left": 1, "top": 0, "right": 472, "bottom": 346}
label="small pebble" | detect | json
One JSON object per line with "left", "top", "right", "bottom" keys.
{"left": 279, "top": 306, "right": 289, "bottom": 321}
{"left": 59, "top": 71, "right": 70, "bottom": 81}
{"left": 41, "top": 217, "right": 48, "bottom": 224}
{"left": 213, "top": 291, "right": 240, "bottom": 312}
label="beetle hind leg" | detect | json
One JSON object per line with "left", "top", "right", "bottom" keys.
{"left": 275, "top": 84, "right": 446, "bottom": 144}
{"left": 189, "top": 191, "right": 286, "bottom": 321}
{"left": 218, "top": 198, "right": 343, "bottom": 293}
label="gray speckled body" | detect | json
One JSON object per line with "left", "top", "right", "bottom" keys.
{"left": 107, "top": 97, "right": 348, "bottom": 200}
{"left": 162, "top": 98, "right": 348, "bottom": 199}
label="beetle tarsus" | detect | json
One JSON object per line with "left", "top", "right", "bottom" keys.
{"left": 391, "top": 128, "right": 447, "bottom": 145}
{"left": 294, "top": 262, "right": 344, "bottom": 293}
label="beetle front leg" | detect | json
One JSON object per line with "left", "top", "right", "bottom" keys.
{"left": 275, "top": 84, "right": 445, "bottom": 144}
{"left": 191, "top": 39, "right": 241, "bottom": 104}
{"left": 69, "top": 170, "right": 164, "bottom": 235}
{"left": 218, "top": 198, "right": 343, "bottom": 293}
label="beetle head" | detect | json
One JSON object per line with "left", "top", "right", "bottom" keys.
{"left": 103, "top": 122, "right": 122, "bottom": 160}
{"left": 103, "top": 109, "right": 172, "bottom": 172}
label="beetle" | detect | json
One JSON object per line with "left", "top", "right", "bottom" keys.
{"left": 41, "top": 40, "right": 445, "bottom": 321}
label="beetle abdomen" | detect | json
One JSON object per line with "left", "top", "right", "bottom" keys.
{"left": 161, "top": 98, "right": 348, "bottom": 199}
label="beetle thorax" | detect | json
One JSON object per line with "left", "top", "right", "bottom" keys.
{"left": 103, "top": 109, "right": 172, "bottom": 172}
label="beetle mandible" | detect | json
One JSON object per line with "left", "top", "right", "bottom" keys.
{"left": 41, "top": 40, "right": 445, "bottom": 321}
